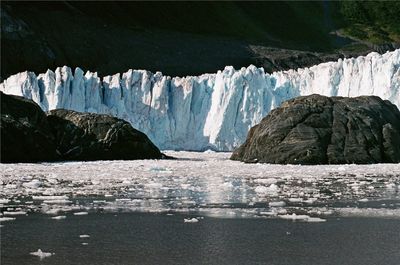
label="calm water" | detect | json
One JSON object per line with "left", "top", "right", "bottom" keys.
{"left": 2, "top": 212, "right": 400, "bottom": 265}
{"left": 1, "top": 152, "right": 400, "bottom": 264}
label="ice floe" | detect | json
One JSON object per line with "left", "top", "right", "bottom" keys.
{"left": 0, "top": 217, "right": 16, "bottom": 222}
{"left": 73, "top": 212, "right": 88, "bottom": 216}
{"left": 30, "top": 249, "right": 54, "bottom": 259}
{"left": 51, "top": 215, "right": 66, "bottom": 220}
{"left": 279, "top": 214, "right": 326, "bottom": 222}
{"left": 0, "top": 152, "right": 399, "bottom": 221}
{"left": 3, "top": 211, "right": 27, "bottom": 216}
{"left": 184, "top": 218, "right": 199, "bottom": 223}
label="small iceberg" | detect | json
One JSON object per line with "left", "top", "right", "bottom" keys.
{"left": 279, "top": 213, "right": 326, "bottom": 222}
{"left": 51, "top": 215, "right": 66, "bottom": 220}
{"left": 73, "top": 212, "right": 88, "bottom": 216}
{"left": 30, "top": 249, "right": 54, "bottom": 259}
{"left": 184, "top": 218, "right": 199, "bottom": 223}
{"left": 0, "top": 217, "right": 16, "bottom": 222}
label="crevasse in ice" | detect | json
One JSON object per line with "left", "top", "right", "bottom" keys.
{"left": 1, "top": 50, "right": 399, "bottom": 151}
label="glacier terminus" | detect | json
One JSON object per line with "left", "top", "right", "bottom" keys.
{"left": 1, "top": 49, "right": 399, "bottom": 151}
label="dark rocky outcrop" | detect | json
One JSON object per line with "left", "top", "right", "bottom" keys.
{"left": 0, "top": 92, "right": 163, "bottom": 162}
{"left": 1, "top": 92, "right": 58, "bottom": 162}
{"left": 231, "top": 94, "right": 400, "bottom": 164}
{"left": 47, "top": 109, "right": 162, "bottom": 161}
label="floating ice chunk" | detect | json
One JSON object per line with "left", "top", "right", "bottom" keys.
{"left": 23, "top": 179, "right": 42, "bottom": 188}
{"left": 33, "top": 195, "right": 68, "bottom": 200}
{"left": 277, "top": 209, "right": 288, "bottom": 215}
{"left": 303, "top": 198, "right": 318, "bottom": 204}
{"left": 82, "top": 243, "right": 89, "bottom": 245}
{"left": 358, "top": 198, "right": 369, "bottom": 202}
{"left": 279, "top": 213, "right": 325, "bottom": 222}
{"left": 51, "top": 216, "right": 66, "bottom": 220}
{"left": 30, "top": 249, "right": 54, "bottom": 259}
{"left": 336, "top": 208, "right": 400, "bottom": 218}
{"left": 267, "top": 184, "right": 279, "bottom": 192}
{"left": 254, "top": 178, "right": 277, "bottom": 185}
{"left": 149, "top": 167, "right": 172, "bottom": 173}
{"left": 115, "top": 198, "right": 131, "bottom": 202}
{"left": 259, "top": 211, "right": 277, "bottom": 216}
{"left": 221, "top": 182, "right": 234, "bottom": 189}
{"left": 279, "top": 214, "right": 310, "bottom": 221}
{"left": 146, "top": 182, "right": 163, "bottom": 188}
{"left": 0, "top": 217, "right": 16, "bottom": 222}
{"left": 203, "top": 149, "right": 215, "bottom": 154}
{"left": 43, "top": 199, "right": 72, "bottom": 204}
{"left": 255, "top": 184, "right": 280, "bottom": 195}
{"left": 305, "top": 217, "right": 326, "bottom": 223}
{"left": 44, "top": 208, "right": 63, "bottom": 215}
{"left": 184, "top": 218, "right": 199, "bottom": 223}
{"left": 269, "top": 201, "right": 286, "bottom": 207}
{"left": 79, "top": 234, "right": 90, "bottom": 238}
{"left": 255, "top": 186, "right": 268, "bottom": 193}
{"left": 288, "top": 198, "right": 303, "bottom": 203}
{"left": 5, "top": 184, "right": 17, "bottom": 189}
{"left": 122, "top": 179, "right": 132, "bottom": 185}
{"left": 73, "top": 212, "right": 88, "bottom": 216}
{"left": 3, "top": 211, "right": 27, "bottom": 216}
{"left": 180, "top": 184, "right": 191, "bottom": 189}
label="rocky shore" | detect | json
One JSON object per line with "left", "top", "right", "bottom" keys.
{"left": 1, "top": 92, "right": 163, "bottom": 162}
{"left": 231, "top": 94, "right": 400, "bottom": 164}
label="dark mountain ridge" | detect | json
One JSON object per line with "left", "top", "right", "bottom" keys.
{"left": 1, "top": 1, "right": 399, "bottom": 79}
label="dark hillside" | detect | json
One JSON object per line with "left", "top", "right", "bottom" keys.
{"left": 1, "top": 1, "right": 399, "bottom": 79}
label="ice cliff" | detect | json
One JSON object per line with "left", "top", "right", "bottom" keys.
{"left": 1, "top": 49, "right": 399, "bottom": 151}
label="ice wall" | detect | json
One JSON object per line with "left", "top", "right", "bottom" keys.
{"left": 1, "top": 50, "right": 399, "bottom": 151}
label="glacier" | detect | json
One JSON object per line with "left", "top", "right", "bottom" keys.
{"left": 1, "top": 49, "right": 399, "bottom": 151}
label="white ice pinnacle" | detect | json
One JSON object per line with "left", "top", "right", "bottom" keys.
{"left": 1, "top": 49, "right": 399, "bottom": 151}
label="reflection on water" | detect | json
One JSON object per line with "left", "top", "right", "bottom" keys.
{"left": 1, "top": 151, "right": 400, "bottom": 222}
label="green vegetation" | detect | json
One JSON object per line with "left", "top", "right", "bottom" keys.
{"left": 338, "top": 1, "right": 400, "bottom": 44}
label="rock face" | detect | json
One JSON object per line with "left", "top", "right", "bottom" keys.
{"left": 1, "top": 91, "right": 58, "bottom": 162}
{"left": 0, "top": 92, "right": 162, "bottom": 162}
{"left": 231, "top": 94, "right": 400, "bottom": 164}
{"left": 47, "top": 109, "right": 162, "bottom": 161}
